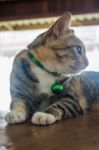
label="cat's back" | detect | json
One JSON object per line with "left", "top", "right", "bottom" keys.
{"left": 80, "top": 71, "right": 99, "bottom": 103}
{"left": 81, "top": 71, "right": 99, "bottom": 83}
{"left": 10, "top": 49, "right": 39, "bottom": 99}
{"left": 12, "top": 49, "right": 29, "bottom": 70}
{"left": 11, "top": 49, "right": 38, "bottom": 82}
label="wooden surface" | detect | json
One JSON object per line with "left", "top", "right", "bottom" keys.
{"left": 0, "top": 111, "right": 99, "bottom": 150}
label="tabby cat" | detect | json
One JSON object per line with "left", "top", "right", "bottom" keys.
{"left": 5, "top": 12, "right": 88, "bottom": 125}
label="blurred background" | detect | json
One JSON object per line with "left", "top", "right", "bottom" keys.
{"left": 0, "top": 0, "right": 99, "bottom": 112}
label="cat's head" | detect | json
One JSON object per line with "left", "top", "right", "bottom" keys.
{"left": 28, "top": 12, "right": 88, "bottom": 75}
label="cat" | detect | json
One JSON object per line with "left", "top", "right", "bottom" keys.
{"left": 5, "top": 12, "right": 88, "bottom": 125}
{"left": 30, "top": 71, "right": 99, "bottom": 125}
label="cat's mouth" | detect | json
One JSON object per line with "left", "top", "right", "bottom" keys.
{"left": 79, "top": 57, "right": 89, "bottom": 71}
{"left": 74, "top": 56, "right": 89, "bottom": 73}
{"left": 76, "top": 63, "right": 88, "bottom": 73}
{"left": 57, "top": 62, "right": 88, "bottom": 75}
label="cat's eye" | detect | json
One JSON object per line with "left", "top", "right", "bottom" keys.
{"left": 75, "top": 46, "right": 82, "bottom": 55}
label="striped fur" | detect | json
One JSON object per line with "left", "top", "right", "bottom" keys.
{"left": 45, "top": 98, "right": 83, "bottom": 120}
{"left": 32, "top": 71, "right": 99, "bottom": 125}
{"left": 5, "top": 12, "right": 89, "bottom": 125}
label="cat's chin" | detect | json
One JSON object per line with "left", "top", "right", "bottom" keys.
{"left": 61, "top": 73, "right": 78, "bottom": 79}
{"left": 60, "top": 70, "right": 84, "bottom": 77}
{"left": 58, "top": 70, "right": 79, "bottom": 76}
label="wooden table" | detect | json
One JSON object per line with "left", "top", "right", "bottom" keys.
{"left": 0, "top": 111, "right": 99, "bottom": 150}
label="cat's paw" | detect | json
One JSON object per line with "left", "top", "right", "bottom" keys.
{"left": 31, "top": 112, "right": 56, "bottom": 125}
{"left": 5, "top": 111, "right": 27, "bottom": 124}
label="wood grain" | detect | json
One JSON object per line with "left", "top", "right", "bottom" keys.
{"left": 0, "top": 111, "right": 99, "bottom": 150}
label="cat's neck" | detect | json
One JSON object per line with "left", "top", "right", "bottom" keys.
{"left": 32, "top": 47, "right": 60, "bottom": 74}
{"left": 33, "top": 47, "right": 53, "bottom": 62}
{"left": 30, "top": 48, "right": 77, "bottom": 78}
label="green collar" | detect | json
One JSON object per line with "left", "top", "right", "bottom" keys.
{"left": 28, "top": 51, "right": 66, "bottom": 94}
{"left": 28, "top": 51, "right": 60, "bottom": 77}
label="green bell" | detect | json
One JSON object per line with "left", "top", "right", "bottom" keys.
{"left": 51, "top": 82, "right": 64, "bottom": 94}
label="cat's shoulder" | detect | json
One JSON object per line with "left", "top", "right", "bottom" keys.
{"left": 11, "top": 49, "right": 39, "bottom": 82}
{"left": 13, "top": 49, "right": 33, "bottom": 67}
{"left": 15, "top": 49, "right": 28, "bottom": 61}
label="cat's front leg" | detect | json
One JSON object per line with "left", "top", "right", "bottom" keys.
{"left": 5, "top": 101, "right": 28, "bottom": 124}
{"left": 31, "top": 112, "right": 57, "bottom": 125}
{"left": 31, "top": 98, "right": 82, "bottom": 125}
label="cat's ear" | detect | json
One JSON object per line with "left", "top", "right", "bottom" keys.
{"left": 46, "top": 12, "right": 72, "bottom": 37}
{"left": 27, "top": 12, "right": 72, "bottom": 49}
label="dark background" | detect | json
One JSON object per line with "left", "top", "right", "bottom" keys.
{"left": 0, "top": 0, "right": 99, "bottom": 21}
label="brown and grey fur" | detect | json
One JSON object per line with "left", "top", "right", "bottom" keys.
{"left": 41, "top": 71, "right": 99, "bottom": 122}
{"left": 5, "top": 12, "right": 89, "bottom": 125}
